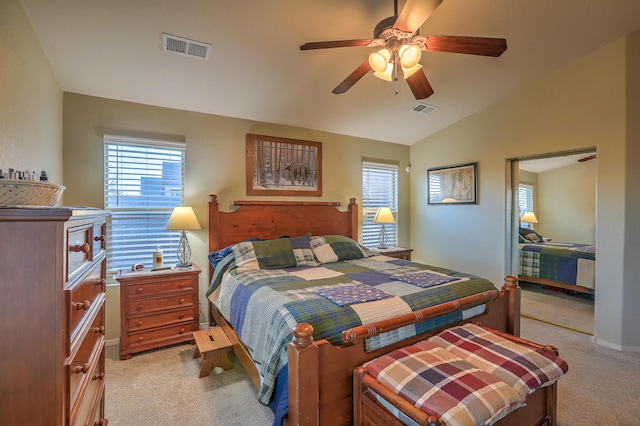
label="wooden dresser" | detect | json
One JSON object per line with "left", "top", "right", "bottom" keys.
{"left": 0, "top": 207, "right": 110, "bottom": 426}
{"left": 116, "top": 264, "right": 201, "bottom": 360}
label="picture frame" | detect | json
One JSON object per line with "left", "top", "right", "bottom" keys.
{"left": 246, "top": 133, "right": 322, "bottom": 196}
{"left": 427, "top": 162, "right": 478, "bottom": 205}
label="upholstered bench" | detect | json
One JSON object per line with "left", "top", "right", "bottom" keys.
{"left": 354, "top": 324, "right": 568, "bottom": 426}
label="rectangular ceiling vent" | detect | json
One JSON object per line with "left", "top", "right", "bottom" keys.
{"left": 162, "top": 33, "right": 211, "bottom": 60}
{"left": 411, "top": 103, "right": 439, "bottom": 115}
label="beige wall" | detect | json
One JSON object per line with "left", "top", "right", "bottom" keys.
{"left": 0, "top": 0, "right": 63, "bottom": 184}
{"left": 537, "top": 161, "right": 596, "bottom": 244}
{"left": 62, "top": 93, "right": 410, "bottom": 340}
{"left": 410, "top": 34, "right": 639, "bottom": 350}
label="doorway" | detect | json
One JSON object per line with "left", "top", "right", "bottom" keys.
{"left": 507, "top": 149, "right": 596, "bottom": 334}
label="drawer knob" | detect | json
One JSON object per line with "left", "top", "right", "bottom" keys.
{"left": 93, "top": 235, "right": 105, "bottom": 242}
{"left": 97, "top": 279, "right": 106, "bottom": 290}
{"left": 92, "top": 371, "right": 105, "bottom": 381}
{"left": 94, "top": 419, "right": 108, "bottom": 426}
{"left": 179, "top": 298, "right": 185, "bottom": 304}
{"left": 137, "top": 304, "right": 143, "bottom": 310}
{"left": 137, "top": 320, "right": 144, "bottom": 326}
{"left": 73, "top": 300, "right": 91, "bottom": 311}
{"left": 178, "top": 282, "right": 185, "bottom": 289}
{"left": 179, "top": 327, "right": 185, "bottom": 334}
{"left": 72, "top": 363, "right": 90, "bottom": 374}
{"left": 136, "top": 287, "right": 144, "bottom": 294}
{"left": 70, "top": 242, "right": 90, "bottom": 253}
{"left": 179, "top": 313, "right": 185, "bottom": 319}
{"left": 137, "top": 336, "right": 144, "bottom": 342}
{"left": 93, "top": 325, "right": 105, "bottom": 335}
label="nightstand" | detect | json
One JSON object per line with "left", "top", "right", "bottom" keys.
{"left": 369, "top": 246, "right": 413, "bottom": 260}
{"left": 116, "top": 263, "right": 201, "bottom": 360}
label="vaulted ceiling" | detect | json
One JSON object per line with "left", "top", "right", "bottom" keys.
{"left": 21, "top": 0, "right": 640, "bottom": 145}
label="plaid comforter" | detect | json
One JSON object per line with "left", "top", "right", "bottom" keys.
{"left": 207, "top": 255, "right": 496, "bottom": 405}
{"left": 519, "top": 242, "right": 596, "bottom": 290}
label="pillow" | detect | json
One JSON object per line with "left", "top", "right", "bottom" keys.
{"left": 519, "top": 227, "right": 543, "bottom": 243}
{"left": 208, "top": 238, "right": 261, "bottom": 268}
{"left": 518, "top": 234, "right": 527, "bottom": 243}
{"left": 309, "top": 235, "right": 367, "bottom": 263}
{"left": 363, "top": 340, "right": 525, "bottom": 426}
{"left": 428, "top": 323, "right": 569, "bottom": 400}
{"left": 232, "top": 233, "right": 317, "bottom": 273}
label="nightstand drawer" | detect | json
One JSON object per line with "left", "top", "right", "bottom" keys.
{"left": 126, "top": 293, "right": 194, "bottom": 315}
{"left": 126, "top": 322, "right": 195, "bottom": 348}
{"left": 125, "top": 276, "right": 194, "bottom": 298}
{"left": 126, "top": 307, "right": 195, "bottom": 332}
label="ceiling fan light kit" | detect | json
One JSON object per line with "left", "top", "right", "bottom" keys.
{"left": 299, "top": 0, "right": 507, "bottom": 100}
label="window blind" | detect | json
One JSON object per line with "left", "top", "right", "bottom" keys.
{"left": 104, "top": 135, "right": 185, "bottom": 272}
{"left": 518, "top": 184, "right": 534, "bottom": 229}
{"left": 362, "top": 161, "right": 398, "bottom": 248}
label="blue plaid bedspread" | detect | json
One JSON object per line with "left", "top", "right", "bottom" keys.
{"left": 207, "top": 254, "right": 496, "bottom": 409}
{"left": 519, "top": 242, "right": 596, "bottom": 290}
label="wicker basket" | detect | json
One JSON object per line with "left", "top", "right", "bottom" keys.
{"left": 0, "top": 179, "right": 65, "bottom": 206}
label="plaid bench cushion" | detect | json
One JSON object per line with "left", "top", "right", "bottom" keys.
{"left": 428, "top": 323, "right": 569, "bottom": 400}
{"left": 363, "top": 340, "right": 525, "bottom": 426}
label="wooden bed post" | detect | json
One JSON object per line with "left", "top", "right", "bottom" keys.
{"left": 504, "top": 275, "right": 521, "bottom": 336}
{"left": 288, "top": 323, "right": 319, "bottom": 426}
{"left": 348, "top": 198, "right": 358, "bottom": 241}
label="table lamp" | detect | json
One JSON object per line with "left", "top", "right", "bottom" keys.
{"left": 521, "top": 212, "right": 538, "bottom": 230}
{"left": 373, "top": 207, "right": 395, "bottom": 249}
{"left": 166, "top": 206, "right": 201, "bottom": 266}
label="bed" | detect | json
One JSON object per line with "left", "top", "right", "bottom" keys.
{"left": 518, "top": 227, "right": 595, "bottom": 294}
{"left": 207, "top": 195, "right": 521, "bottom": 426}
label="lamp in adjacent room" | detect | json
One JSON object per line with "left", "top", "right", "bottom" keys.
{"left": 521, "top": 212, "right": 538, "bottom": 230}
{"left": 373, "top": 207, "right": 395, "bottom": 249}
{"left": 166, "top": 206, "right": 201, "bottom": 267}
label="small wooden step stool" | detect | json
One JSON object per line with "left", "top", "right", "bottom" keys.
{"left": 192, "top": 327, "right": 233, "bottom": 378}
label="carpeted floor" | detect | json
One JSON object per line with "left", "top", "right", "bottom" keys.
{"left": 520, "top": 281, "right": 594, "bottom": 334}
{"left": 105, "top": 288, "right": 640, "bottom": 425}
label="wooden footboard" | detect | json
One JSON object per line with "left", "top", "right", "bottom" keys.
{"left": 288, "top": 276, "right": 521, "bottom": 426}
{"left": 518, "top": 275, "right": 593, "bottom": 295}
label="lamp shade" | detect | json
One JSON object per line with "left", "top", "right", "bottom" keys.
{"left": 166, "top": 206, "right": 201, "bottom": 230}
{"left": 521, "top": 212, "right": 538, "bottom": 224}
{"left": 373, "top": 207, "right": 395, "bottom": 224}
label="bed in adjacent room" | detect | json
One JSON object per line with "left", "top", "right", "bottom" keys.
{"left": 206, "top": 195, "right": 521, "bottom": 426}
{"left": 518, "top": 227, "right": 595, "bottom": 294}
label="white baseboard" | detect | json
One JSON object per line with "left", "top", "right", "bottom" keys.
{"left": 593, "top": 336, "right": 640, "bottom": 353}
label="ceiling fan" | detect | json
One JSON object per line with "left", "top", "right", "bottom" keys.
{"left": 299, "top": 0, "right": 507, "bottom": 100}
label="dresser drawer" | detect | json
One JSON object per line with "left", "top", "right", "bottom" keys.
{"left": 67, "top": 224, "right": 93, "bottom": 281}
{"left": 126, "top": 293, "right": 194, "bottom": 315}
{"left": 126, "top": 322, "right": 195, "bottom": 348}
{"left": 127, "top": 307, "right": 194, "bottom": 332}
{"left": 68, "top": 306, "right": 105, "bottom": 415}
{"left": 72, "top": 350, "right": 105, "bottom": 426}
{"left": 92, "top": 222, "right": 107, "bottom": 259}
{"left": 125, "top": 276, "right": 194, "bottom": 299}
{"left": 67, "top": 260, "right": 106, "bottom": 348}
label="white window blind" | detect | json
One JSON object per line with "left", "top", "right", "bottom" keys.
{"left": 362, "top": 161, "right": 398, "bottom": 248}
{"left": 104, "top": 135, "right": 185, "bottom": 272}
{"left": 518, "top": 184, "right": 534, "bottom": 229}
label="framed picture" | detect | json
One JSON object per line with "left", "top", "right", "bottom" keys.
{"left": 427, "top": 162, "right": 478, "bottom": 205}
{"left": 246, "top": 134, "right": 322, "bottom": 196}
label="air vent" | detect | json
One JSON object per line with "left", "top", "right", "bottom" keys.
{"left": 411, "top": 103, "right": 439, "bottom": 115}
{"left": 162, "top": 33, "right": 211, "bottom": 60}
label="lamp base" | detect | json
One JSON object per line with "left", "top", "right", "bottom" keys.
{"left": 378, "top": 224, "right": 389, "bottom": 249}
{"left": 176, "top": 230, "right": 192, "bottom": 268}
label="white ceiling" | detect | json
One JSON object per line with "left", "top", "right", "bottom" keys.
{"left": 519, "top": 153, "right": 596, "bottom": 174}
{"left": 20, "top": 0, "right": 640, "bottom": 145}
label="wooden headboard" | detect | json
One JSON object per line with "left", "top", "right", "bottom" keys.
{"left": 207, "top": 194, "right": 358, "bottom": 253}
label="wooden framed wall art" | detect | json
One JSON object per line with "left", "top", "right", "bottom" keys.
{"left": 246, "top": 134, "right": 322, "bottom": 196}
{"left": 427, "top": 162, "right": 478, "bottom": 205}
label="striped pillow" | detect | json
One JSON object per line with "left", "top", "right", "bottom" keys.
{"left": 363, "top": 340, "right": 525, "bottom": 426}
{"left": 428, "top": 323, "right": 569, "bottom": 400}
{"left": 310, "top": 235, "right": 368, "bottom": 263}
{"left": 232, "top": 233, "right": 317, "bottom": 273}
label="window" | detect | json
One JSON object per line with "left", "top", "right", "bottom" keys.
{"left": 104, "top": 135, "right": 185, "bottom": 272}
{"left": 518, "top": 183, "right": 534, "bottom": 229}
{"left": 362, "top": 161, "right": 398, "bottom": 248}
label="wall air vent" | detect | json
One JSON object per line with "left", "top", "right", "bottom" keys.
{"left": 411, "top": 103, "right": 439, "bottom": 115}
{"left": 162, "top": 33, "right": 211, "bottom": 60}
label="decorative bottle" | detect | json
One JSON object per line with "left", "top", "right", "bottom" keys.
{"left": 153, "top": 246, "right": 163, "bottom": 269}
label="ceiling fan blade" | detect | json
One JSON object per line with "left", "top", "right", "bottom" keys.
{"left": 300, "top": 39, "right": 373, "bottom": 50}
{"left": 332, "top": 60, "right": 371, "bottom": 94}
{"left": 405, "top": 68, "right": 434, "bottom": 100}
{"left": 394, "top": 0, "right": 443, "bottom": 34}
{"left": 578, "top": 154, "right": 597, "bottom": 162}
{"left": 425, "top": 35, "right": 507, "bottom": 57}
